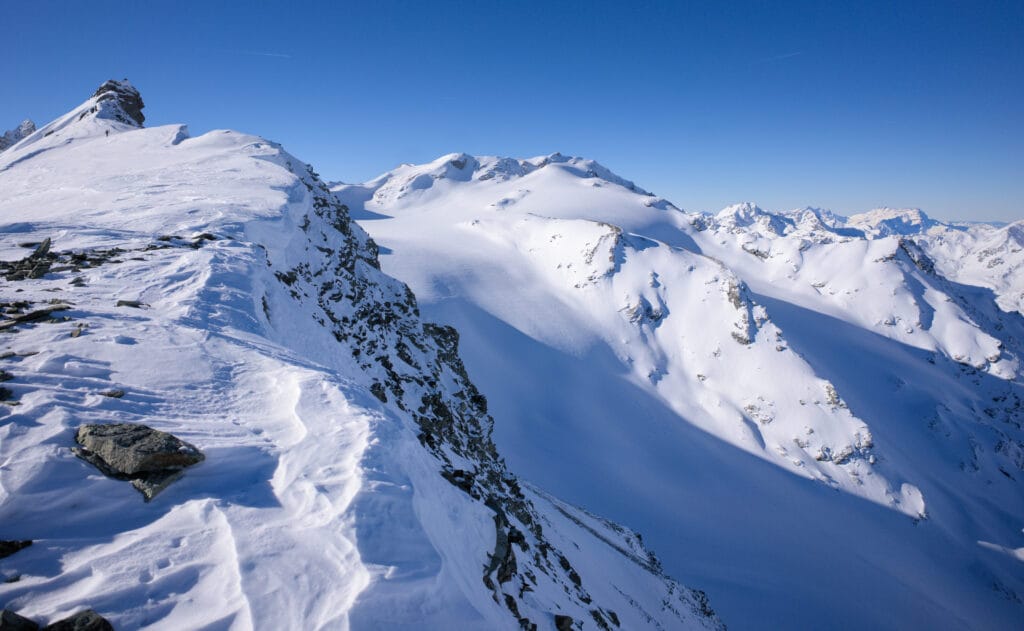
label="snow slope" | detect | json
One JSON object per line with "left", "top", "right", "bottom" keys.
{"left": 0, "top": 83, "right": 722, "bottom": 630}
{"left": 918, "top": 219, "right": 1024, "bottom": 315}
{"left": 341, "top": 153, "right": 1024, "bottom": 630}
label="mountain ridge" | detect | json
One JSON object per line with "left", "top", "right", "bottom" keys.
{"left": 0, "top": 82, "right": 723, "bottom": 630}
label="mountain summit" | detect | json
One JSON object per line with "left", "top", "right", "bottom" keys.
{"left": 90, "top": 79, "right": 145, "bottom": 126}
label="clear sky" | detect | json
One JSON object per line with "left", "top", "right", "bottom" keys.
{"left": 3, "top": 1, "right": 1022, "bottom": 221}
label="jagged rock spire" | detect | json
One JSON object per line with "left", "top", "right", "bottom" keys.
{"left": 92, "top": 79, "right": 145, "bottom": 126}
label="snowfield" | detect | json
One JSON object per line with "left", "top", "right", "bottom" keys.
{"left": 0, "top": 83, "right": 723, "bottom": 630}
{"left": 339, "top": 153, "right": 1024, "bottom": 629}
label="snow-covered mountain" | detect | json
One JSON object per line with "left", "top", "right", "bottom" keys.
{"left": 339, "top": 153, "right": 1024, "bottom": 629}
{"left": 0, "top": 83, "right": 724, "bottom": 629}
{"left": 696, "top": 203, "right": 1024, "bottom": 316}
{"left": 0, "top": 119, "right": 35, "bottom": 152}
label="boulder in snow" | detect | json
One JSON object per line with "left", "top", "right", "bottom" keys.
{"left": 73, "top": 423, "right": 204, "bottom": 501}
{"left": 0, "top": 609, "right": 38, "bottom": 631}
{"left": 41, "top": 610, "right": 113, "bottom": 631}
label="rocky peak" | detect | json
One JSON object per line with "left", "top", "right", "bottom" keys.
{"left": 717, "top": 201, "right": 764, "bottom": 222}
{"left": 90, "top": 79, "right": 145, "bottom": 127}
{"left": 716, "top": 202, "right": 794, "bottom": 235}
{"left": 0, "top": 119, "right": 35, "bottom": 152}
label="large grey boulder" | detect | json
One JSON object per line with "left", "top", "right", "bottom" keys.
{"left": 73, "top": 423, "right": 204, "bottom": 501}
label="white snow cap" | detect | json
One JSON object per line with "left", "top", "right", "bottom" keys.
{"left": 847, "top": 207, "right": 936, "bottom": 236}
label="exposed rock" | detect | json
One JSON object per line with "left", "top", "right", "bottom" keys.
{"left": 1, "top": 239, "right": 56, "bottom": 281}
{"left": 0, "top": 119, "right": 35, "bottom": 153}
{"left": 30, "top": 238, "right": 51, "bottom": 260}
{"left": 92, "top": 79, "right": 145, "bottom": 127}
{"left": 73, "top": 423, "right": 204, "bottom": 501}
{"left": 554, "top": 614, "right": 574, "bottom": 630}
{"left": 0, "top": 540, "right": 32, "bottom": 559}
{"left": 0, "top": 609, "right": 39, "bottom": 631}
{"left": 898, "top": 238, "right": 936, "bottom": 274}
{"left": 75, "top": 423, "right": 203, "bottom": 474}
{"left": 0, "top": 303, "right": 71, "bottom": 331}
{"left": 244, "top": 161, "right": 726, "bottom": 629}
{"left": 15, "top": 304, "right": 70, "bottom": 323}
{"left": 41, "top": 610, "right": 112, "bottom": 631}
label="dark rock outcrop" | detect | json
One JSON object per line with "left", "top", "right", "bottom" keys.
{"left": 0, "top": 609, "right": 39, "bottom": 631}
{"left": 91, "top": 80, "right": 144, "bottom": 127}
{"left": 0, "top": 540, "right": 31, "bottom": 559}
{"left": 1, "top": 239, "right": 55, "bottom": 282}
{"left": 41, "top": 610, "right": 112, "bottom": 631}
{"left": 73, "top": 423, "right": 204, "bottom": 501}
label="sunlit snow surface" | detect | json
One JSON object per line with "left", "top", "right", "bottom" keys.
{"left": 0, "top": 92, "right": 722, "bottom": 629}
{"left": 341, "top": 153, "right": 1024, "bottom": 630}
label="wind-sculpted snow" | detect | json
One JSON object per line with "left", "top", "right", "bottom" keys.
{"left": 343, "top": 153, "right": 1024, "bottom": 630}
{"left": 0, "top": 83, "right": 723, "bottom": 629}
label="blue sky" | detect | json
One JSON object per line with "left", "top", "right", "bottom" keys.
{"left": 3, "top": 0, "right": 1022, "bottom": 221}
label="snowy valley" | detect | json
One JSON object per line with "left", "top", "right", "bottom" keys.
{"left": 0, "top": 82, "right": 1021, "bottom": 630}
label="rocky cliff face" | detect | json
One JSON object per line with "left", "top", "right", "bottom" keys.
{"left": 258, "top": 158, "right": 723, "bottom": 629}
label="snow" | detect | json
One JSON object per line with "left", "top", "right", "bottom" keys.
{"left": 0, "top": 87, "right": 719, "bottom": 629}
{"left": 846, "top": 207, "right": 938, "bottom": 237}
{"left": 343, "top": 153, "right": 1024, "bottom": 629}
